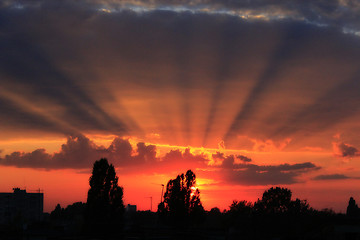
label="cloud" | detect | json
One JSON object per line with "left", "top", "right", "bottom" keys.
{"left": 221, "top": 155, "right": 236, "bottom": 169}
{"left": 237, "top": 155, "right": 252, "bottom": 163}
{"left": 3, "top": 149, "right": 52, "bottom": 169}
{"left": 0, "top": 135, "right": 207, "bottom": 171}
{"left": 208, "top": 151, "right": 318, "bottom": 185}
{"left": 0, "top": 135, "right": 158, "bottom": 169}
{"left": 333, "top": 142, "right": 360, "bottom": 158}
{"left": 221, "top": 162, "right": 320, "bottom": 186}
{"left": 160, "top": 148, "right": 209, "bottom": 171}
{"left": 251, "top": 138, "right": 292, "bottom": 152}
{"left": 313, "top": 174, "right": 351, "bottom": 180}
{"left": 211, "top": 152, "right": 252, "bottom": 166}
{"left": 0, "top": 135, "right": 319, "bottom": 185}
{"left": 52, "top": 135, "right": 108, "bottom": 169}
{"left": 3, "top": 0, "right": 360, "bottom": 37}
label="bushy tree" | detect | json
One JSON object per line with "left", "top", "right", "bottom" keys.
{"left": 229, "top": 200, "right": 253, "bottom": 215}
{"left": 209, "top": 207, "right": 221, "bottom": 215}
{"left": 290, "top": 198, "right": 311, "bottom": 215}
{"left": 86, "top": 158, "right": 124, "bottom": 233}
{"left": 50, "top": 202, "right": 86, "bottom": 220}
{"left": 254, "top": 187, "right": 311, "bottom": 216}
{"left": 159, "top": 169, "right": 204, "bottom": 224}
{"left": 255, "top": 187, "right": 292, "bottom": 214}
{"left": 50, "top": 202, "right": 86, "bottom": 233}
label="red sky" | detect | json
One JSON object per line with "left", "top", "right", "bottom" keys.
{"left": 1, "top": 135, "right": 360, "bottom": 213}
{"left": 1, "top": 0, "right": 360, "bottom": 213}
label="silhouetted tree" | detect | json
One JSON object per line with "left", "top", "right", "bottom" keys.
{"left": 50, "top": 204, "right": 64, "bottom": 220}
{"left": 290, "top": 198, "right": 311, "bottom": 215}
{"left": 205, "top": 207, "right": 225, "bottom": 229}
{"left": 225, "top": 200, "right": 254, "bottom": 229}
{"left": 255, "top": 187, "right": 292, "bottom": 214}
{"left": 50, "top": 202, "right": 86, "bottom": 233}
{"left": 157, "top": 201, "right": 167, "bottom": 219}
{"left": 347, "top": 197, "right": 359, "bottom": 217}
{"left": 159, "top": 169, "right": 204, "bottom": 224}
{"left": 51, "top": 202, "right": 86, "bottom": 221}
{"left": 253, "top": 187, "right": 314, "bottom": 218}
{"left": 63, "top": 202, "right": 86, "bottom": 219}
{"left": 86, "top": 158, "right": 124, "bottom": 234}
{"left": 209, "top": 207, "right": 222, "bottom": 216}
{"left": 229, "top": 200, "right": 253, "bottom": 215}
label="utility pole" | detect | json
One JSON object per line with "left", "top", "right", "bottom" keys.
{"left": 151, "top": 183, "right": 165, "bottom": 203}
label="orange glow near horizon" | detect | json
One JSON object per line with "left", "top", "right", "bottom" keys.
{"left": 0, "top": 135, "right": 358, "bottom": 213}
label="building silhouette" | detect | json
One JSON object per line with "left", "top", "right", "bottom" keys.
{"left": 126, "top": 204, "right": 137, "bottom": 213}
{"left": 0, "top": 188, "right": 43, "bottom": 224}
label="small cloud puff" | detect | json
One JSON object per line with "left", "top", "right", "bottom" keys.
{"left": 333, "top": 142, "right": 360, "bottom": 158}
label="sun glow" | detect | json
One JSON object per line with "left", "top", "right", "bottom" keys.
{"left": 190, "top": 186, "right": 197, "bottom": 198}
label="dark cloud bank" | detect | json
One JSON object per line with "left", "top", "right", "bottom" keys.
{"left": 210, "top": 151, "right": 319, "bottom": 185}
{"left": 3, "top": 0, "right": 360, "bottom": 32}
{"left": 0, "top": 135, "right": 320, "bottom": 186}
{"left": 0, "top": 135, "right": 158, "bottom": 170}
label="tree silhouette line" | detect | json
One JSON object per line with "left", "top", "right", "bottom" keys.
{"left": 157, "top": 169, "right": 205, "bottom": 225}
{"left": 45, "top": 158, "right": 360, "bottom": 239}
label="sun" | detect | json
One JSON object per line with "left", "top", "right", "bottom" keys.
{"left": 190, "top": 186, "right": 198, "bottom": 198}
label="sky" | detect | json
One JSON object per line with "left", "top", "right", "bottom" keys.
{"left": 1, "top": 0, "right": 360, "bottom": 213}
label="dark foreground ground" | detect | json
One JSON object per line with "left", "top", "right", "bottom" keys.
{"left": 2, "top": 211, "right": 360, "bottom": 240}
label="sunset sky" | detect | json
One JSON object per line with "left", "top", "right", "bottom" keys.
{"left": 1, "top": 0, "right": 360, "bottom": 213}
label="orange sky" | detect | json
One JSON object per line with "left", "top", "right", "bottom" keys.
{"left": 1, "top": 0, "right": 360, "bottom": 213}
{"left": 1, "top": 135, "right": 360, "bottom": 213}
